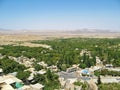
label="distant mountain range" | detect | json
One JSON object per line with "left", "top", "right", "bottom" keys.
{"left": 66, "top": 29, "right": 118, "bottom": 33}
{"left": 0, "top": 28, "right": 12, "bottom": 31}
{"left": 0, "top": 28, "right": 119, "bottom": 34}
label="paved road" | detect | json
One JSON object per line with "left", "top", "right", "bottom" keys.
{"left": 93, "top": 76, "right": 120, "bottom": 83}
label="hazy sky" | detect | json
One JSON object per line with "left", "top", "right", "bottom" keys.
{"left": 0, "top": 0, "right": 120, "bottom": 31}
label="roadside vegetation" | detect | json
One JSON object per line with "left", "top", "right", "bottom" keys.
{"left": 74, "top": 81, "right": 87, "bottom": 90}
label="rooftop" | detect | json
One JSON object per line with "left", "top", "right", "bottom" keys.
{"left": 30, "top": 83, "right": 44, "bottom": 89}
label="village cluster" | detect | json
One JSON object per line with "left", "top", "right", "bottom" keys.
{"left": 0, "top": 49, "right": 120, "bottom": 90}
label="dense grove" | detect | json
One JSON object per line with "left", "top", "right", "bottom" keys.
{"left": 0, "top": 38, "right": 120, "bottom": 89}
{"left": 33, "top": 38, "right": 120, "bottom": 68}
{"left": 98, "top": 83, "right": 120, "bottom": 90}
{"left": 0, "top": 57, "right": 60, "bottom": 90}
{"left": 0, "top": 38, "right": 120, "bottom": 70}
{"left": 94, "top": 69, "right": 120, "bottom": 76}
{"left": 33, "top": 69, "right": 60, "bottom": 90}
{"left": 0, "top": 58, "right": 26, "bottom": 74}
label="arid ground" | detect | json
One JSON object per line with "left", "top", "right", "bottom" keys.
{"left": 0, "top": 30, "right": 120, "bottom": 47}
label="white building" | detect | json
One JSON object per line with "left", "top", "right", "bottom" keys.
{"left": 30, "top": 83, "right": 44, "bottom": 90}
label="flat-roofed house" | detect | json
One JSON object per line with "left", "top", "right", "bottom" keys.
{"left": 30, "top": 83, "right": 44, "bottom": 90}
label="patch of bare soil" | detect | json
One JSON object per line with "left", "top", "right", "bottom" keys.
{"left": 0, "top": 32, "right": 120, "bottom": 47}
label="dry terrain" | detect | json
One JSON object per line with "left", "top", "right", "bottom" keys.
{"left": 0, "top": 30, "right": 120, "bottom": 47}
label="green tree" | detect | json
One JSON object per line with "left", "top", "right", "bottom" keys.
{"left": 34, "top": 64, "right": 43, "bottom": 71}
{"left": 97, "top": 75, "right": 102, "bottom": 85}
{"left": 16, "top": 71, "right": 30, "bottom": 81}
